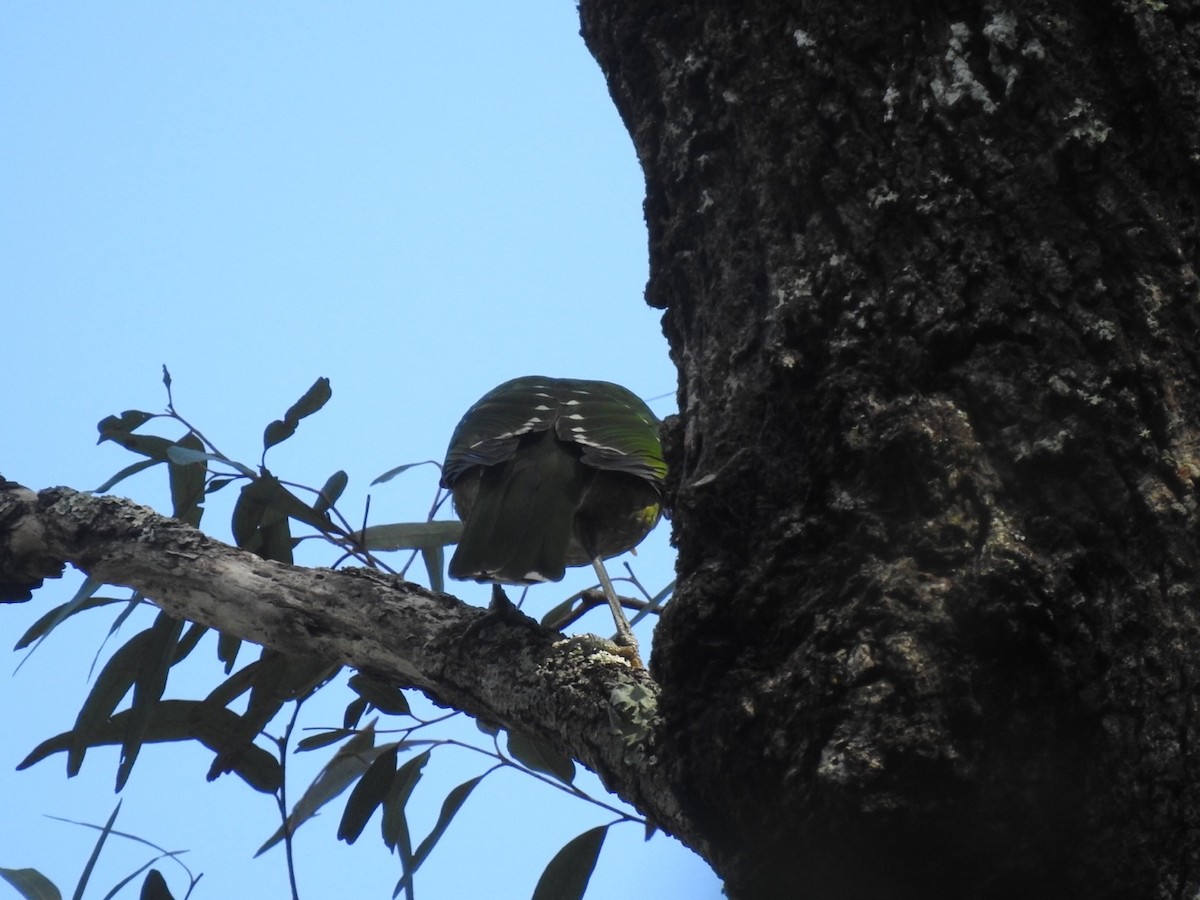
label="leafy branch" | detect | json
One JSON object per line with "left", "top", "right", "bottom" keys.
{"left": 9, "top": 370, "right": 672, "bottom": 900}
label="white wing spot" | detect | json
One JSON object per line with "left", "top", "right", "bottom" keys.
{"left": 566, "top": 413, "right": 584, "bottom": 420}
{"left": 563, "top": 399, "right": 582, "bottom": 406}
{"left": 533, "top": 404, "right": 552, "bottom": 411}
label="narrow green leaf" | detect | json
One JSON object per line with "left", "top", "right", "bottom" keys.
{"left": 263, "top": 377, "right": 331, "bottom": 451}
{"left": 255, "top": 721, "right": 382, "bottom": 857}
{"left": 18, "top": 700, "right": 282, "bottom": 793}
{"left": 285, "top": 376, "right": 332, "bottom": 422}
{"left": 138, "top": 870, "right": 174, "bottom": 900}
{"left": 18, "top": 575, "right": 103, "bottom": 651}
{"left": 14, "top": 592, "right": 124, "bottom": 650}
{"left": 94, "top": 459, "right": 159, "bottom": 494}
{"left": 204, "top": 658, "right": 262, "bottom": 708}
{"left": 531, "top": 826, "right": 608, "bottom": 900}
{"left": 169, "top": 448, "right": 256, "bottom": 478}
{"left": 164, "top": 446, "right": 211, "bottom": 466}
{"left": 507, "top": 731, "right": 575, "bottom": 785}
{"left": 540, "top": 593, "right": 584, "bottom": 629}
{"left": 167, "top": 433, "right": 206, "bottom": 527}
{"left": 338, "top": 743, "right": 400, "bottom": 843}
{"left": 420, "top": 544, "right": 445, "bottom": 593}
{"left": 348, "top": 673, "right": 411, "bottom": 716}
{"left": 72, "top": 802, "right": 121, "bottom": 900}
{"left": 313, "top": 470, "right": 349, "bottom": 515}
{"left": 296, "top": 729, "right": 355, "bottom": 752}
{"left": 206, "top": 652, "right": 337, "bottom": 782}
{"left": 233, "top": 473, "right": 329, "bottom": 560}
{"left": 98, "top": 432, "right": 176, "bottom": 462}
{"left": 105, "top": 592, "right": 147, "bottom": 641}
{"left": 231, "top": 481, "right": 266, "bottom": 551}
{"left": 262, "top": 419, "right": 296, "bottom": 452}
{"left": 206, "top": 476, "right": 239, "bottom": 495}
{"left": 411, "top": 776, "right": 483, "bottom": 868}
{"left": 116, "top": 612, "right": 185, "bottom": 790}
{"left": 231, "top": 475, "right": 299, "bottom": 563}
{"left": 355, "top": 521, "right": 463, "bottom": 552}
{"left": 343, "top": 695, "right": 369, "bottom": 730}
{"left": 370, "top": 460, "right": 438, "bottom": 486}
{"left": 381, "top": 749, "right": 431, "bottom": 854}
{"left": 96, "top": 411, "right": 155, "bottom": 442}
{"left": 172, "top": 622, "right": 207, "bottom": 664}
{"left": 629, "top": 579, "right": 676, "bottom": 627}
{"left": 180, "top": 701, "right": 282, "bottom": 793}
{"left": 217, "top": 632, "right": 241, "bottom": 673}
{"left": 393, "top": 774, "right": 485, "bottom": 897}
{"left": 68, "top": 626, "right": 155, "bottom": 774}
{"left": 0, "top": 867, "right": 62, "bottom": 900}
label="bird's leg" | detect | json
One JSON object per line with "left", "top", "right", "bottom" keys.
{"left": 488, "top": 583, "right": 520, "bottom": 618}
{"left": 459, "top": 584, "right": 541, "bottom": 649}
{"left": 591, "top": 556, "right": 642, "bottom": 666}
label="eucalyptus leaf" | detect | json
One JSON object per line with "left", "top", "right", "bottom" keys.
{"left": 14, "top": 590, "right": 123, "bottom": 650}
{"left": 0, "top": 867, "right": 61, "bottom": 900}
{"left": 167, "top": 433, "right": 206, "bottom": 527}
{"left": 629, "top": 579, "right": 676, "bottom": 627}
{"left": 410, "top": 776, "right": 484, "bottom": 871}
{"left": 338, "top": 744, "right": 400, "bottom": 843}
{"left": 531, "top": 826, "right": 608, "bottom": 900}
{"left": 381, "top": 749, "right": 431, "bottom": 858}
{"left": 370, "top": 460, "right": 439, "bottom": 486}
{"left": 262, "top": 377, "right": 331, "bottom": 452}
{"left": 256, "top": 721, "right": 383, "bottom": 857}
{"left": 348, "top": 673, "right": 411, "bottom": 716}
{"left": 355, "top": 521, "right": 463, "bottom": 552}
{"left": 393, "top": 774, "right": 485, "bottom": 896}
{"left": 71, "top": 802, "right": 121, "bottom": 900}
{"left": 67, "top": 627, "right": 157, "bottom": 775}
{"left": 93, "top": 458, "right": 159, "bottom": 494}
{"left": 507, "top": 730, "right": 575, "bottom": 785}
{"left": 343, "top": 695, "right": 369, "bottom": 730}
{"left": 137, "top": 870, "right": 174, "bottom": 900}
{"left": 297, "top": 729, "right": 355, "bottom": 753}
{"left": 96, "top": 410, "right": 155, "bottom": 442}
{"left": 116, "top": 612, "right": 185, "bottom": 790}
{"left": 314, "top": 470, "right": 349, "bottom": 514}
{"left": 421, "top": 544, "right": 445, "bottom": 593}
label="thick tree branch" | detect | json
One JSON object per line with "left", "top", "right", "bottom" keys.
{"left": 0, "top": 481, "right": 705, "bottom": 858}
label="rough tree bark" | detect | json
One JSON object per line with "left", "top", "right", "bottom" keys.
{"left": 4, "top": 2, "right": 1200, "bottom": 898}
{"left": 578, "top": 0, "right": 1200, "bottom": 897}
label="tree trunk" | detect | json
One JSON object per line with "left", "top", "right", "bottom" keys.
{"left": 580, "top": 1, "right": 1200, "bottom": 897}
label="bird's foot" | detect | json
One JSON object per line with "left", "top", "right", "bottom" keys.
{"left": 459, "top": 584, "right": 541, "bottom": 649}
{"left": 590, "top": 557, "right": 643, "bottom": 668}
{"left": 609, "top": 641, "right": 645, "bottom": 670}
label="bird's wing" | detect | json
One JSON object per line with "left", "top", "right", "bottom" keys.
{"left": 440, "top": 376, "right": 563, "bottom": 487}
{"left": 549, "top": 379, "right": 667, "bottom": 486}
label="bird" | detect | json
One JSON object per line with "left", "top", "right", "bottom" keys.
{"left": 440, "top": 376, "right": 666, "bottom": 657}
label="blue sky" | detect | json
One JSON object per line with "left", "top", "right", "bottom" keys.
{"left": 1, "top": 4, "right": 720, "bottom": 898}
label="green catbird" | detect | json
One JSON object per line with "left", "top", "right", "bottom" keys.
{"left": 441, "top": 376, "right": 666, "bottom": 653}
